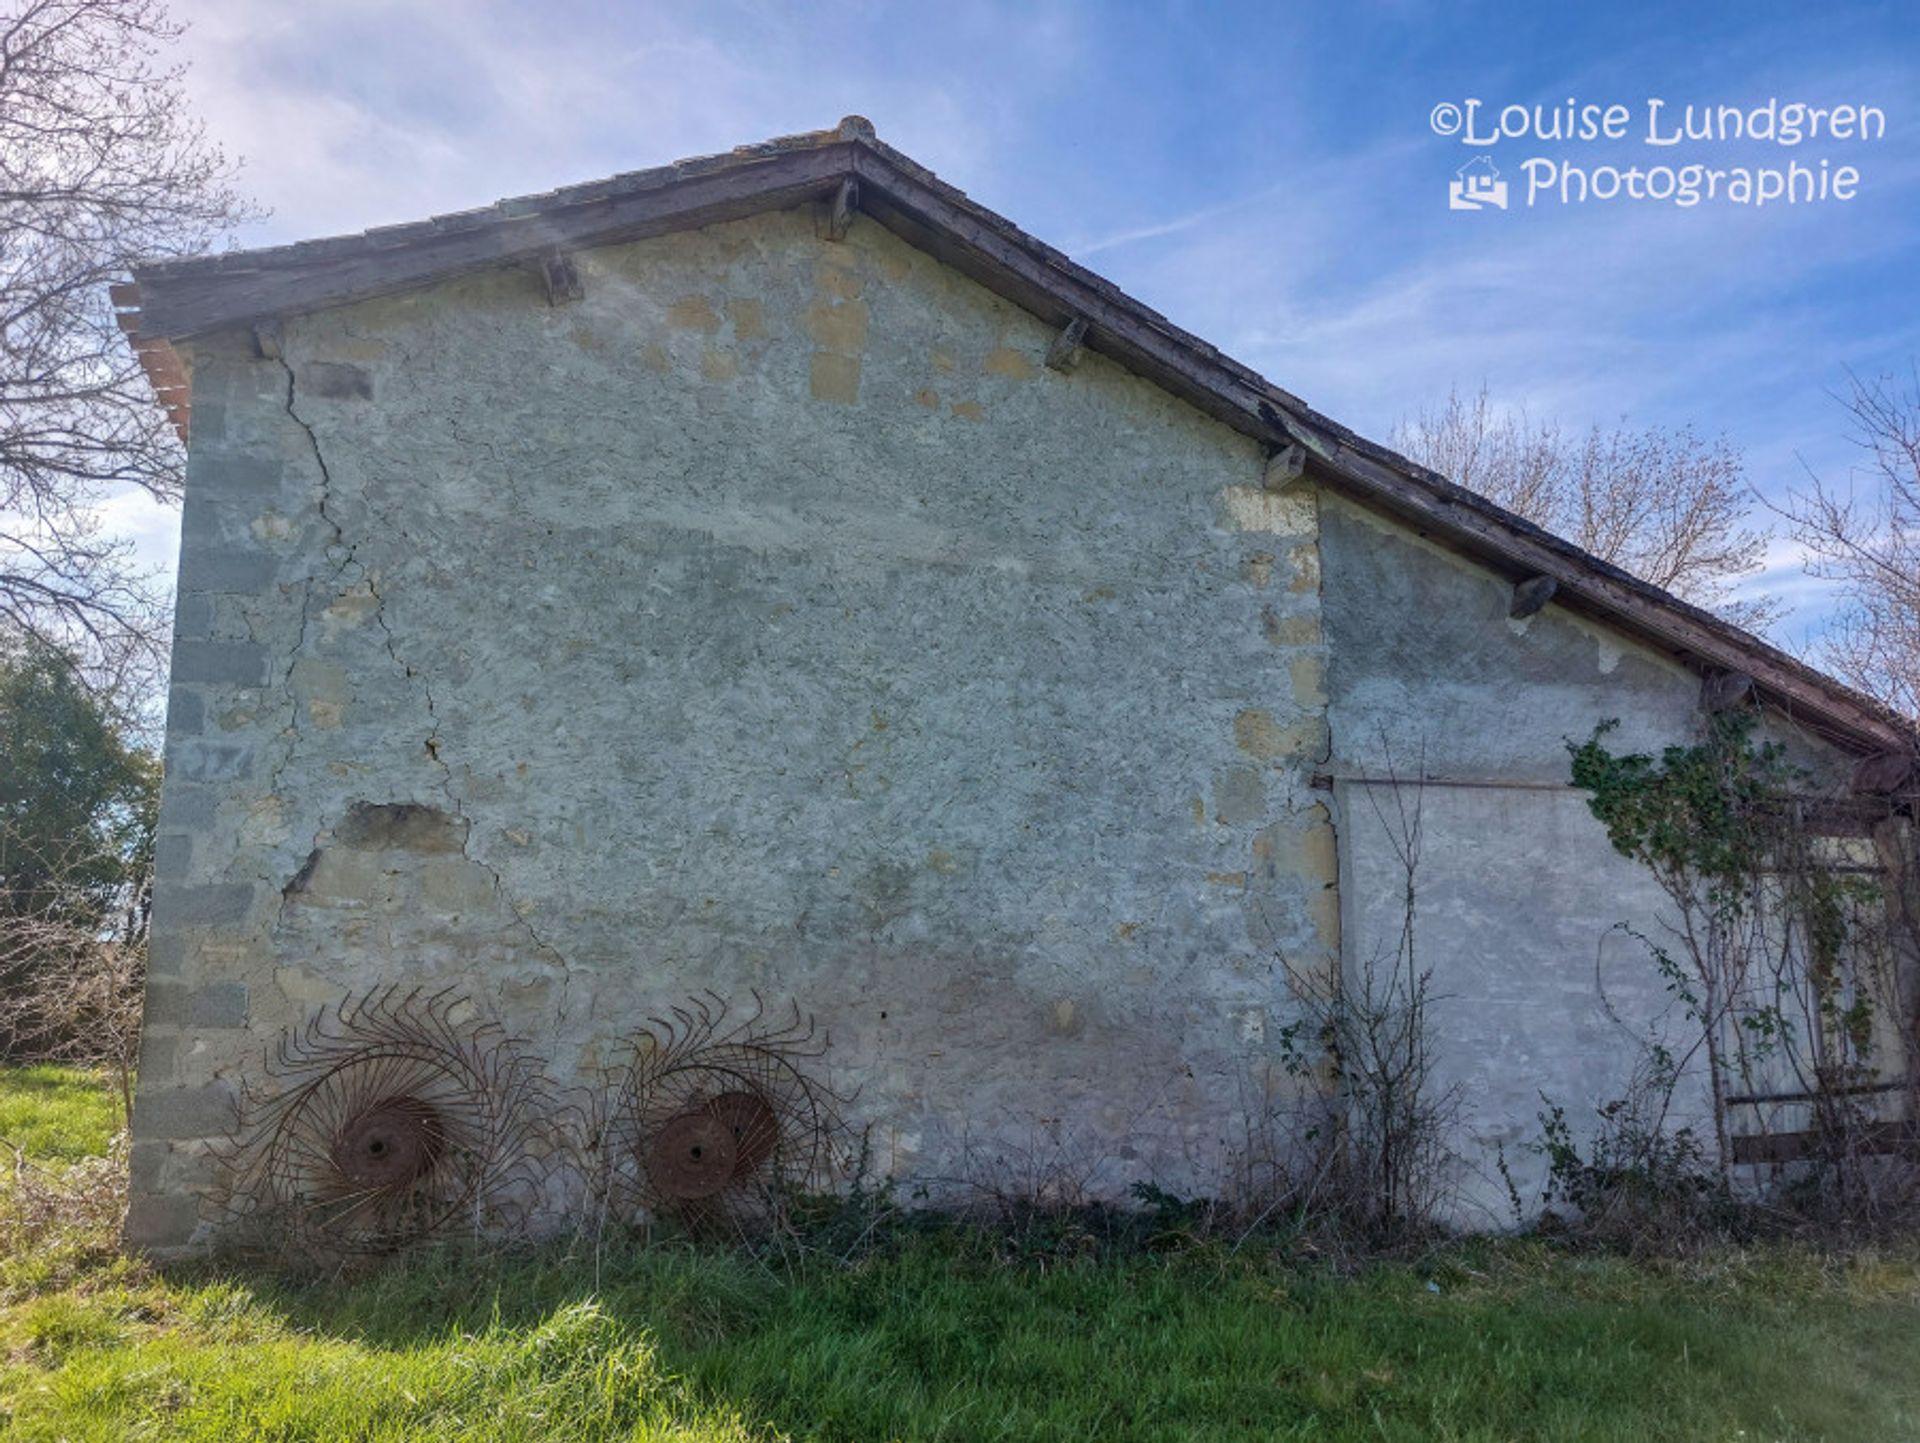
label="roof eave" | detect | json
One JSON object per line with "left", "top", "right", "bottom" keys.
{"left": 117, "top": 123, "right": 1920, "bottom": 771}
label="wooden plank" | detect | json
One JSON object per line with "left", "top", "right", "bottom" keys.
{"left": 536, "top": 251, "right": 584, "bottom": 306}
{"left": 1732, "top": 1120, "right": 1911, "bottom": 1165}
{"left": 1045, "top": 316, "right": 1088, "bottom": 372}
{"left": 1263, "top": 443, "right": 1307, "bottom": 492}
{"left": 816, "top": 177, "right": 857, "bottom": 241}
{"left": 1509, "top": 575, "right": 1558, "bottom": 619}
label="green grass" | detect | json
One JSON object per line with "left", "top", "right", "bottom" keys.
{"left": 0, "top": 1063, "right": 120, "bottom": 1162}
{"left": 2, "top": 1065, "right": 1919, "bottom": 1441}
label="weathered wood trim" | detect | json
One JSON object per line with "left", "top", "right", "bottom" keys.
{"left": 1703, "top": 670, "right": 1756, "bottom": 713}
{"left": 133, "top": 146, "right": 856, "bottom": 339}
{"left": 1509, "top": 575, "right": 1558, "bottom": 620}
{"left": 1263, "top": 442, "right": 1308, "bottom": 493}
{"left": 1044, "top": 316, "right": 1088, "bottom": 373}
{"left": 535, "top": 250, "right": 584, "bottom": 306}
{"left": 816, "top": 177, "right": 858, "bottom": 241}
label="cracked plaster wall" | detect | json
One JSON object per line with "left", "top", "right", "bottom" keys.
{"left": 127, "top": 207, "right": 1339, "bottom": 1248}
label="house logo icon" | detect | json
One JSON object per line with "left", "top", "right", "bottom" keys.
{"left": 1449, "top": 156, "right": 1508, "bottom": 211}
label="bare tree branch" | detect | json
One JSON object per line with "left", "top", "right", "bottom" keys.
{"left": 1394, "top": 385, "right": 1776, "bottom": 630}
{"left": 0, "top": 0, "right": 258, "bottom": 691}
{"left": 1777, "top": 367, "right": 1920, "bottom": 722}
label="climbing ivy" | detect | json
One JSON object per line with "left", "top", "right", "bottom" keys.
{"left": 1566, "top": 711, "right": 1894, "bottom": 1194}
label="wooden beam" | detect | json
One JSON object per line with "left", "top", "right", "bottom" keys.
{"left": 1508, "top": 575, "right": 1558, "bottom": 619}
{"left": 1044, "top": 317, "right": 1088, "bottom": 372}
{"left": 1263, "top": 442, "right": 1307, "bottom": 493}
{"left": 1853, "top": 750, "right": 1916, "bottom": 795}
{"left": 1703, "top": 670, "right": 1756, "bottom": 712}
{"left": 816, "top": 176, "right": 858, "bottom": 241}
{"left": 535, "top": 250, "right": 584, "bottom": 305}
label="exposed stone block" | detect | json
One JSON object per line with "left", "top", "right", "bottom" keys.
{"left": 164, "top": 686, "right": 205, "bottom": 737}
{"left": 169, "top": 741, "right": 257, "bottom": 784}
{"left": 157, "top": 783, "right": 218, "bottom": 832}
{"left": 137, "top": 1030, "right": 178, "bottom": 1082}
{"left": 142, "top": 980, "right": 228, "bottom": 1028}
{"left": 154, "top": 833, "right": 193, "bottom": 880}
{"left": 187, "top": 548, "right": 280, "bottom": 595}
{"left": 173, "top": 595, "right": 213, "bottom": 643}
{"left": 161, "top": 881, "right": 259, "bottom": 927}
{"left": 187, "top": 455, "right": 285, "bottom": 499}
{"left": 171, "top": 641, "right": 270, "bottom": 687}
{"left": 133, "top": 1082, "right": 236, "bottom": 1140}
{"left": 122, "top": 1192, "right": 203, "bottom": 1251}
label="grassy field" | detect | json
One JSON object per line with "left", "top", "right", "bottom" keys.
{"left": 2, "top": 1066, "right": 1918, "bottom": 1441}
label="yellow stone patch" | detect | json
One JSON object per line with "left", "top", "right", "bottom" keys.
{"left": 641, "top": 343, "right": 670, "bottom": 374}
{"left": 951, "top": 400, "right": 984, "bottom": 422}
{"left": 932, "top": 349, "right": 956, "bottom": 373}
{"left": 810, "top": 352, "right": 861, "bottom": 404}
{"left": 1262, "top": 609, "right": 1320, "bottom": 647}
{"left": 727, "top": 296, "right": 766, "bottom": 339}
{"left": 1235, "top": 708, "right": 1326, "bottom": 761}
{"left": 1287, "top": 543, "right": 1321, "bottom": 593}
{"left": 251, "top": 512, "right": 293, "bottom": 545}
{"left": 1251, "top": 803, "right": 1338, "bottom": 889}
{"left": 276, "top": 966, "right": 341, "bottom": 1006}
{"left": 323, "top": 585, "right": 380, "bottom": 629}
{"left": 806, "top": 298, "right": 869, "bottom": 353}
{"left": 701, "top": 349, "right": 738, "bottom": 382}
{"left": 983, "top": 347, "right": 1035, "bottom": 380}
{"left": 666, "top": 296, "right": 721, "bottom": 332}
{"left": 1309, "top": 884, "right": 1342, "bottom": 951}
{"left": 1242, "top": 552, "right": 1275, "bottom": 588}
{"left": 926, "top": 848, "right": 961, "bottom": 874}
{"left": 914, "top": 387, "right": 940, "bottom": 409}
{"left": 1234, "top": 709, "right": 1283, "bottom": 757}
{"left": 1220, "top": 485, "right": 1315, "bottom": 536}
{"left": 817, "top": 264, "right": 864, "bottom": 300}
{"left": 1289, "top": 651, "right": 1327, "bottom": 707}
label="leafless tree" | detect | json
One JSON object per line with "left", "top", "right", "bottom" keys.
{"left": 1778, "top": 367, "right": 1920, "bottom": 722}
{"left": 0, "top": 825, "right": 147, "bottom": 1121}
{"left": 1, "top": 0, "right": 254, "bottom": 687}
{"left": 1395, "top": 385, "right": 1774, "bottom": 629}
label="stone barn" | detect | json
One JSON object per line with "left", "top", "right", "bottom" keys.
{"left": 117, "top": 118, "right": 1917, "bottom": 1251}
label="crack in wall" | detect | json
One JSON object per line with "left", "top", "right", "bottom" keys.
{"left": 269, "top": 353, "right": 570, "bottom": 993}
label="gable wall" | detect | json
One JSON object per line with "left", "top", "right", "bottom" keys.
{"left": 128, "top": 207, "right": 1340, "bottom": 1247}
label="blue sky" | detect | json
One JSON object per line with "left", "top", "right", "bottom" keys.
{"left": 117, "top": 0, "right": 1920, "bottom": 648}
